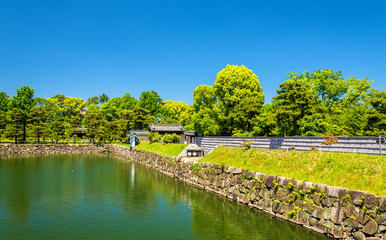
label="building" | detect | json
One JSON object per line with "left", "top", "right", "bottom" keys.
{"left": 129, "top": 124, "right": 196, "bottom": 144}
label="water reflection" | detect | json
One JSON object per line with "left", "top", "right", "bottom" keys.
{"left": 0, "top": 154, "right": 329, "bottom": 240}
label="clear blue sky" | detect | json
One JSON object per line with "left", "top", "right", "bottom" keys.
{"left": 1, "top": 0, "right": 385, "bottom": 105}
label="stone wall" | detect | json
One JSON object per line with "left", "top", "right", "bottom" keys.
{"left": 108, "top": 145, "right": 386, "bottom": 240}
{"left": 0, "top": 144, "right": 109, "bottom": 155}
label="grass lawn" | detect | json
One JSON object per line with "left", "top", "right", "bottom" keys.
{"left": 117, "top": 141, "right": 188, "bottom": 157}
{"left": 200, "top": 146, "right": 386, "bottom": 196}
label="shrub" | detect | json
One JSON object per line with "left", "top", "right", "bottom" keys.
{"left": 240, "top": 140, "right": 254, "bottom": 149}
{"left": 161, "top": 133, "right": 174, "bottom": 144}
{"left": 322, "top": 133, "right": 338, "bottom": 145}
{"left": 148, "top": 131, "right": 161, "bottom": 143}
{"left": 171, "top": 133, "right": 181, "bottom": 143}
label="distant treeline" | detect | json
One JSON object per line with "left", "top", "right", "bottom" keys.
{"left": 0, "top": 65, "right": 384, "bottom": 143}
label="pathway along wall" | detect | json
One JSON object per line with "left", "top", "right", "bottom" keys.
{"left": 109, "top": 145, "right": 386, "bottom": 240}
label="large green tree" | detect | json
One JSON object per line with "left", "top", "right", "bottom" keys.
{"left": 3, "top": 108, "right": 24, "bottom": 143}
{"left": 213, "top": 65, "right": 264, "bottom": 134}
{"left": 100, "top": 93, "right": 138, "bottom": 120}
{"left": 273, "top": 79, "right": 316, "bottom": 136}
{"left": 11, "top": 86, "right": 35, "bottom": 141}
{"left": 138, "top": 91, "right": 163, "bottom": 119}
{"left": 29, "top": 106, "right": 49, "bottom": 143}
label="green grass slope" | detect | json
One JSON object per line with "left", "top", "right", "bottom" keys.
{"left": 124, "top": 141, "right": 187, "bottom": 157}
{"left": 200, "top": 146, "right": 386, "bottom": 195}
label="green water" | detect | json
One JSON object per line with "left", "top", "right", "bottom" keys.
{"left": 0, "top": 154, "right": 330, "bottom": 240}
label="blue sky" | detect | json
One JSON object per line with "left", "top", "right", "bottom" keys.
{"left": 1, "top": 0, "right": 385, "bottom": 105}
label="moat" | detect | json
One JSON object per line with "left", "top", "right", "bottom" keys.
{"left": 0, "top": 154, "right": 329, "bottom": 239}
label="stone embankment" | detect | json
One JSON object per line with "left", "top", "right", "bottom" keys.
{"left": 109, "top": 145, "right": 386, "bottom": 240}
{"left": 0, "top": 144, "right": 108, "bottom": 155}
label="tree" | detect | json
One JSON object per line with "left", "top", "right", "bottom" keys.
{"left": 0, "top": 110, "right": 7, "bottom": 136}
{"left": 29, "top": 106, "right": 48, "bottom": 143}
{"left": 100, "top": 93, "right": 138, "bottom": 120}
{"left": 192, "top": 107, "right": 221, "bottom": 136}
{"left": 3, "top": 108, "right": 24, "bottom": 143}
{"left": 213, "top": 65, "right": 264, "bottom": 134}
{"left": 83, "top": 110, "right": 104, "bottom": 144}
{"left": 49, "top": 120, "right": 65, "bottom": 144}
{"left": 0, "top": 92, "right": 10, "bottom": 112}
{"left": 11, "top": 86, "right": 35, "bottom": 142}
{"left": 87, "top": 96, "right": 100, "bottom": 106}
{"left": 251, "top": 104, "right": 277, "bottom": 136}
{"left": 138, "top": 91, "right": 163, "bottom": 118}
{"left": 364, "top": 90, "right": 386, "bottom": 135}
{"left": 128, "top": 107, "right": 156, "bottom": 130}
{"left": 273, "top": 79, "right": 316, "bottom": 136}
{"left": 69, "top": 115, "right": 82, "bottom": 143}
{"left": 162, "top": 100, "right": 193, "bottom": 127}
{"left": 99, "top": 93, "right": 109, "bottom": 104}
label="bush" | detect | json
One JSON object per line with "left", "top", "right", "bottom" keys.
{"left": 171, "top": 133, "right": 180, "bottom": 143}
{"left": 148, "top": 131, "right": 161, "bottom": 143}
{"left": 161, "top": 133, "right": 174, "bottom": 144}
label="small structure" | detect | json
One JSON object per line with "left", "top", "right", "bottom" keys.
{"left": 128, "top": 133, "right": 140, "bottom": 150}
{"left": 148, "top": 124, "right": 196, "bottom": 144}
{"left": 74, "top": 127, "right": 87, "bottom": 138}
{"left": 129, "top": 130, "right": 150, "bottom": 141}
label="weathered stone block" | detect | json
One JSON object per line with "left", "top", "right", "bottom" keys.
{"left": 276, "top": 176, "right": 289, "bottom": 186}
{"left": 345, "top": 205, "right": 360, "bottom": 218}
{"left": 254, "top": 172, "right": 266, "bottom": 182}
{"left": 348, "top": 190, "right": 366, "bottom": 206}
{"left": 344, "top": 218, "right": 360, "bottom": 229}
{"left": 247, "top": 170, "right": 254, "bottom": 179}
{"left": 326, "top": 185, "right": 348, "bottom": 199}
{"left": 272, "top": 201, "right": 280, "bottom": 213}
{"left": 379, "top": 196, "right": 386, "bottom": 212}
{"left": 316, "top": 184, "right": 327, "bottom": 193}
{"left": 311, "top": 207, "right": 324, "bottom": 220}
{"left": 378, "top": 214, "right": 386, "bottom": 225}
{"left": 303, "top": 181, "right": 315, "bottom": 191}
{"left": 265, "top": 175, "right": 277, "bottom": 188}
{"left": 233, "top": 168, "right": 243, "bottom": 175}
{"left": 313, "top": 194, "right": 321, "bottom": 206}
{"left": 296, "top": 210, "right": 310, "bottom": 225}
{"left": 321, "top": 197, "right": 333, "bottom": 207}
{"left": 331, "top": 207, "right": 345, "bottom": 224}
{"left": 362, "top": 218, "right": 378, "bottom": 235}
{"left": 365, "top": 193, "right": 378, "bottom": 209}
{"left": 352, "top": 231, "right": 366, "bottom": 240}
{"left": 303, "top": 202, "right": 314, "bottom": 213}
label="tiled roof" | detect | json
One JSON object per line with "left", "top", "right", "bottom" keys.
{"left": 129, "top": 130, "right": 149, "bottom": 135}
{"left": 184, "top": 131, "right": 196, "bottom": 136}
{"left": 149, "top": 124, "right": 185, "bottom": 132}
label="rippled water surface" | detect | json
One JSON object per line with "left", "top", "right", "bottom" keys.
{"left": 0, "top": 154, "right": 330, "bottom": 239}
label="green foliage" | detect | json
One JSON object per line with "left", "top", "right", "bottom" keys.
{"left": 161, "top": 133, "right": 174, "bottom": 143}
{"left": 191, "top": 162, "right": 202, "bottom": 174}
{"left": 138, "top": 91, "right": 163, "bottom": 118}
{"left": 240, "top": 140, "right": 254, "bottom": 149}
{"left": 273, "top": 79, "right": 316, "bottom": 136}
{"left": 0, "top": 92, "right": 10, "bottom": 112}
{"left": 161, "top": 100, "right": 193, "bottom": 127}
{"left": 214, "top": 65, "right": 265, "bottom": 133}
{"left": 148, "top": 131, "right": 161, "bottom": 143}
{"left": 11, "top": 86, "right": 35, "bottom": 141}
{"left": 3, "top": 108, "right": 24, "bottom": 143}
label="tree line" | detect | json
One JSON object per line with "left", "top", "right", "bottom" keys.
{"left": 0, "top": 65, "right": 384, "bottom": 143}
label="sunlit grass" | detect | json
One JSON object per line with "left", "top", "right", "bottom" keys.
{"left": 117, "top": 141, "right": 187, "bottom": 157}
{"left": 200, "top": 146, "right": 386, "bottom": 195}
